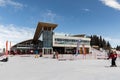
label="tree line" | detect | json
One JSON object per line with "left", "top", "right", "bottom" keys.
{"left": 116, "top": 46, "right": 120, "bottom": 51}
{"left": 90, "top": 35, "right": 111, "bottom": 50}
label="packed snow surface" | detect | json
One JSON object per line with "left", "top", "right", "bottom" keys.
{"left": 0, "top": 55, "right": 120, "bottom": 80}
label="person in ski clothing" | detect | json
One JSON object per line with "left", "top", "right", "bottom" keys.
{"left": 53, "top": 50, "right": 59, "bottom": 59}
{"left": 53, "top": 51, "right": 56, "bottom": 59}
{"left": 108, "top": 51, "right": 117, "bottom": 67}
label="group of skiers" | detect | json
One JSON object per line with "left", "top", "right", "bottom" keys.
{"left": 0, "top": 49, "right": 118, "bottom": 67}
{"left": 52, "top": 50, "right": 118, "bottom": 67}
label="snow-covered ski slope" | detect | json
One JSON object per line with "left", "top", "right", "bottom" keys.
{"left": 0, "top": 55, "right": 120, "bottom": 80}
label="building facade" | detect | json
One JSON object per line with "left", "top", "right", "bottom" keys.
{"left": 11, "top": 22, "right": 91, "bottom": 55}
{"left": 52, "top": 34, "right": 91, "bottom": 54}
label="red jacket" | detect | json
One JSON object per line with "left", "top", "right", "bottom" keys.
{"left": 109, "top": 53, "right": 117, "bottom": 59}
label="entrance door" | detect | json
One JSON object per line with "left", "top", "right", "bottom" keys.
{"left": 43, "top": 48, "right": 53, "bottom": 54}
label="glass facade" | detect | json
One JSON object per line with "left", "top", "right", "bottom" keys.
{"left": 54, "top": 38, "right": 90, "bottom": 46}
{"left": 43, "top": 31, "right": 53, "bottom": 47}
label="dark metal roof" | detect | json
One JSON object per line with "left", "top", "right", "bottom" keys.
{"left": 12, "top": 39, "right": 42, "bottom": 47}
{"left": 12, "top": 39, "right": 33, "bottom": 47}
{"left": 72, "top": 34, "right": 86, "bottom": 37}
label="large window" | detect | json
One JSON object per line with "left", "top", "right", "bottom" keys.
{"left": 54, "top": 38, "right": 90, "bottom": 45}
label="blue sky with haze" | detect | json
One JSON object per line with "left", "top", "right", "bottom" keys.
{"left": 0, "top": 0, "right": 120, "bottom": 49}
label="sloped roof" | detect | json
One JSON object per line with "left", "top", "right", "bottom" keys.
{"left": 33, "top": 22, "right": 57, "bottom": 42}
{"left": 12, "top": 39, "right": 42, "bottom": 48}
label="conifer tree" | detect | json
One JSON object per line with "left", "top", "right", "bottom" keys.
{"left": 90, "top": 35, "right": 111, "bottom": 50}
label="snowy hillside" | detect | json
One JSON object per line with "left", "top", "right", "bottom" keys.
{"left": 0, "top": 55, "right": 120, "bottom": 80}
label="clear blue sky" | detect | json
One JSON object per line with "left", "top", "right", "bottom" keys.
{"left": 0, "top": 0, "right": 120, "bottom": 48}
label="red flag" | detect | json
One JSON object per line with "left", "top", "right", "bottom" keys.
{"left": 6, "top": 41, "right": 8, "bottom": 57}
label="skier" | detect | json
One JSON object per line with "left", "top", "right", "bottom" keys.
{"left": 53, "top": 50, "right": 59, "bottom": 59}
{"left": 0, "top": 57, "right": 8, "bottom": 62}
{"left": 53, "top": 51, "right": 56, "bottom": 59}
{"left": 39, "top": 51, "right": 42, "bottom": 57}
{"left": 108, "top": 51, "right": 117, "bottom": 67}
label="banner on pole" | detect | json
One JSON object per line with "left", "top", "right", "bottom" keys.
{"left": 76, "top": 39, "right": 81, "bottom": 56}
